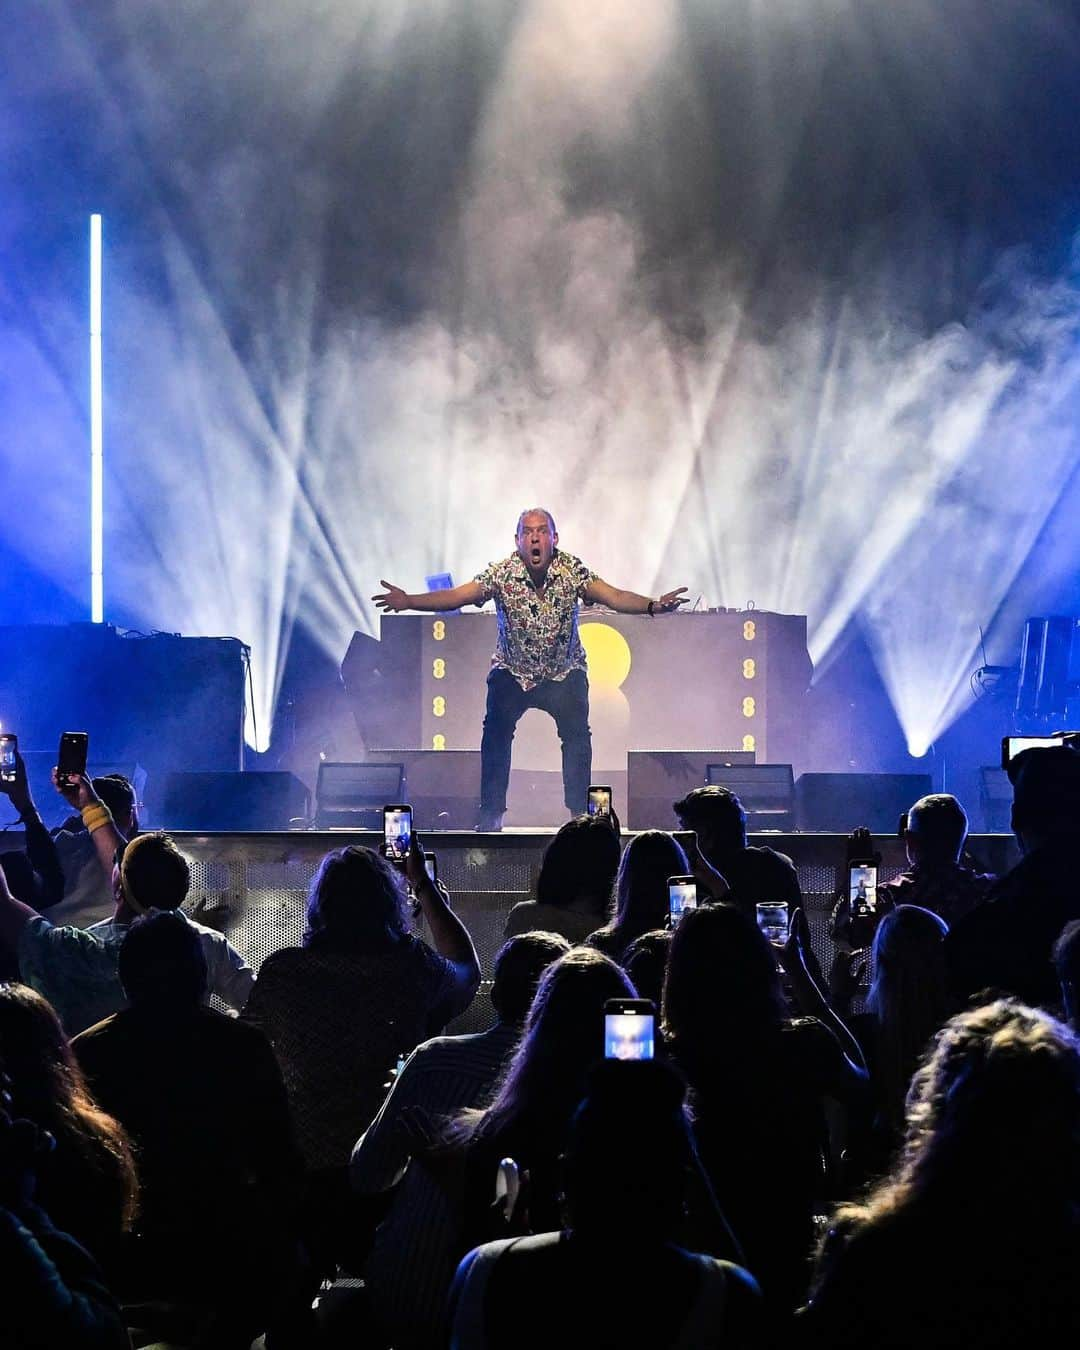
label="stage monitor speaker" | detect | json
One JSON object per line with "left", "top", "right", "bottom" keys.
{"left": 362, "top": 750, "right": 481, "bottom": 830}
{"left": 706, "top": 762, "right": 795, "bottom": 830}
{"left": 314, "top": 761, "right": 404, "bottom": 829}
{"left": 627, "top": 750, "right": 755, "bottom": 831}
{"left": 160, "top": 772, "right": 310, "bottom": 832}
{"left": 796, "top": 772, "right": 933, "bottom": 833}
{"left": 979, "top": 766, "right": 1012, "bottom": 833}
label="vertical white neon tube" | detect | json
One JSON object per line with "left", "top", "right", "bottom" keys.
{"left": 90, "top": 213, "right": 104, "bottom": 623}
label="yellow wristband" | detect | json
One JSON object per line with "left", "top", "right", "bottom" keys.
{"left": 81, "top": 803, "right": 113, "bottom": 834}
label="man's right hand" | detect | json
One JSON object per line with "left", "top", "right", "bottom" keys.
{"left": 372, "top": 581, "right": 411, "bottom": 612}
{"left": 51, "top": 769, "right": 100, "bottom": 812}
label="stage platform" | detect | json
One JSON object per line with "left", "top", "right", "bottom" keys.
{"left": 176, "top": 830, "right": 1019, "bottom": 1030}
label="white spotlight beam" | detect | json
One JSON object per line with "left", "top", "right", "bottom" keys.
{"left": 90, "top": 213, "right": 104, "bottom": 624}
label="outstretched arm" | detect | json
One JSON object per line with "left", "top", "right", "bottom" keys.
{"left": 584, "top": 578, "right": 688, "bottom": 615}
{"left": 372, "top": 580, "right": 486, "bottom": 613}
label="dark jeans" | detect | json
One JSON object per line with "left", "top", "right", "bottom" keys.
{"left": 480, "top": 667, "right": 592, "bottom": 815}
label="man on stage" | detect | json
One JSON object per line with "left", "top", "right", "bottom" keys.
{"left": 373, "top": 508, "right": 687, "bottom": 831}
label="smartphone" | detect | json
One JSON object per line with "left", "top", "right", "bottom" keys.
{"left": 667, "top": 874, "right": 698, "bottom": 925}
{"left": 604, "top": 998, "right": 656, "bottom": 1061}
{"left": 0, "top": 734, "right": 16, "bottom": 786}
{"left": 849, "top": 863, "right": 879, "bottom": 918}
{"left": 1001, "top": 733, "right": 1080, "bottom": 768}
{"left": 383, "top": 804, "right": 413, "bottom": 861}
{"left": 57, "top": 731, "right": 89, "bottom": 784}
{"left": 587, "top": 784, "right": 613, "bottom": 819}
{"left": 424, "top": 851, "right": 438, "bottom": 885}
{"left": 495, "top": 1157, "right": 521, "bottom": 1223}
{"left": 756, "top": 901, "right": 790, "bottom": 946}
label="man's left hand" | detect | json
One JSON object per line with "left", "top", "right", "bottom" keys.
{"left": 655, "top": 587, "right": 689, "bottom": 612}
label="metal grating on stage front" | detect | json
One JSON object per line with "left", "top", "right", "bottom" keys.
{"left": 178, "top": 831, "right": 1019, "bottom": 1031}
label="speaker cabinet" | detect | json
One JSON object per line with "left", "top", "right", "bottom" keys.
{"left": 627, "top": 750, "right": 755, "bottom": 831}
{"left": 161, "top": 772, "right": 310, "bottom": 831}
{"left": 795, "top": 773, "right": 933, "bottom": 832}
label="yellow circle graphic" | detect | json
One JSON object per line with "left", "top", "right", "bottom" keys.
{"left": 580, "top": 623, "right": 632, "bottom": 688}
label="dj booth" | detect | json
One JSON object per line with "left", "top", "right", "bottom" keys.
{"left": 342, "top": 610, "right": 813, "bottom": 825}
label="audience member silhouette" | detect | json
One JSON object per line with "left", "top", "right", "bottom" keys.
{"left": 449, "top": 948, "right": 636, "bottom": 1250}
{"left": 73, "top": 910, "right": 305, "bottom": 1349}
{"left": 1053, "top": 919, "right": 1080, "bottom": 1032}
{"left": 245, "top": 837, "right": 480, "bottom": 1170}
{"left": 503, "top": 816, "right": 621, "bottom": 943}
{"left": 831, "top": 797, "right": 993, "bottom": 952}
{"left": 3, "top": 828, "right": 252, "bottom": 1035}
{"left": 449, "top": 1060, "right": 762, "bottom": 1350}
{"left": 0, "top": 1101, "right": 130, "bottom": 1350}
{"left": 841, "top": 905, "right": 952, "bottom": 1183}
{"left": 51, "top": 772, "right": 139, "bottom": 928}
{"left": 0, "top": 747, "right": 64, "bottom": 915}
{"left": 353, "top": 931, "right": 571, "bottom": 1350}
{"left": 0, "top": 980, "right": 136, "bottom": 1277}
{"left": 663, "top": 903, "right": 864, "bottom": 1309}
{"left": 673, "top": 786, "right": 801, "bottom": 918}
{"left": 800, "top": 1000, "right": 1080, "bottom": 1347}
{"left": 621, "top": 928, "right": 672, "bottom": 1009}
{"left": 587, "top": 830, "right": 688, "bottom": 963}
{"left": 948, "top": 745, "right": 1080, "bottom": 1008}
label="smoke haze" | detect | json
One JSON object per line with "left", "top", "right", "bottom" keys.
{"left": 4, "top": 0, "right": 1080, "bottom": 750}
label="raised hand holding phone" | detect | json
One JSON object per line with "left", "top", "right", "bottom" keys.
{"left": 383, "top": 803, "right": 413, "bottom": 862}
{"left": 51, "top": 767, "right": 100, "bottom": 812}
{"left": 0, "top": 735, "right": 17, "bottom": 788}
{"left": 667, "top": 875, "right": 698, "bottom": 926}
{"left": 0, "top": 742, "right": 35, "bottom": 819}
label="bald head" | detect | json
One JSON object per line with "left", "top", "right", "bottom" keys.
{"left": 906, "top": 794, "right": 968, "bottom": 866}
{"left": 515, "top": 508, "right": 558, "bottom": 574}
{"left": 516, "top": 507, "right": 556, "bottom": 536}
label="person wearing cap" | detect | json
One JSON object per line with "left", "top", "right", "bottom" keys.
{"left": 946, "top": 744, "right": 1080, "bottom": 1009}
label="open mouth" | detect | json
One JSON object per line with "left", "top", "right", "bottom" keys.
{"left": 531, "top": 547, "right": 541, "bottom": 562}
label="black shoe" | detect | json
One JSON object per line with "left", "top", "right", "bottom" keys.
{"left": 475, "top": 811, "right": 505, "bottom": 833}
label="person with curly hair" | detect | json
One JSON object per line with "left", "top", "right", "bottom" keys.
{"left": 245, "top": 838, "right": 479, "bottom": 1170}
{"left": 800, "top": 1000, "right": 1080, "bottom": 1347}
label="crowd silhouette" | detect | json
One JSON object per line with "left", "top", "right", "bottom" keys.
{"left": 2, "top": 739, "right": 1080, "bottom": 1346}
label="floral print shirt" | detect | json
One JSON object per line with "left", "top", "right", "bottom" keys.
{"left": 474, "top": 549, "right": 597, "bottom": 690}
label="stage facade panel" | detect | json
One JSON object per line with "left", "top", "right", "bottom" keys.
{"left": 347, "top": 611, "right": 812, "bottom": 777}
